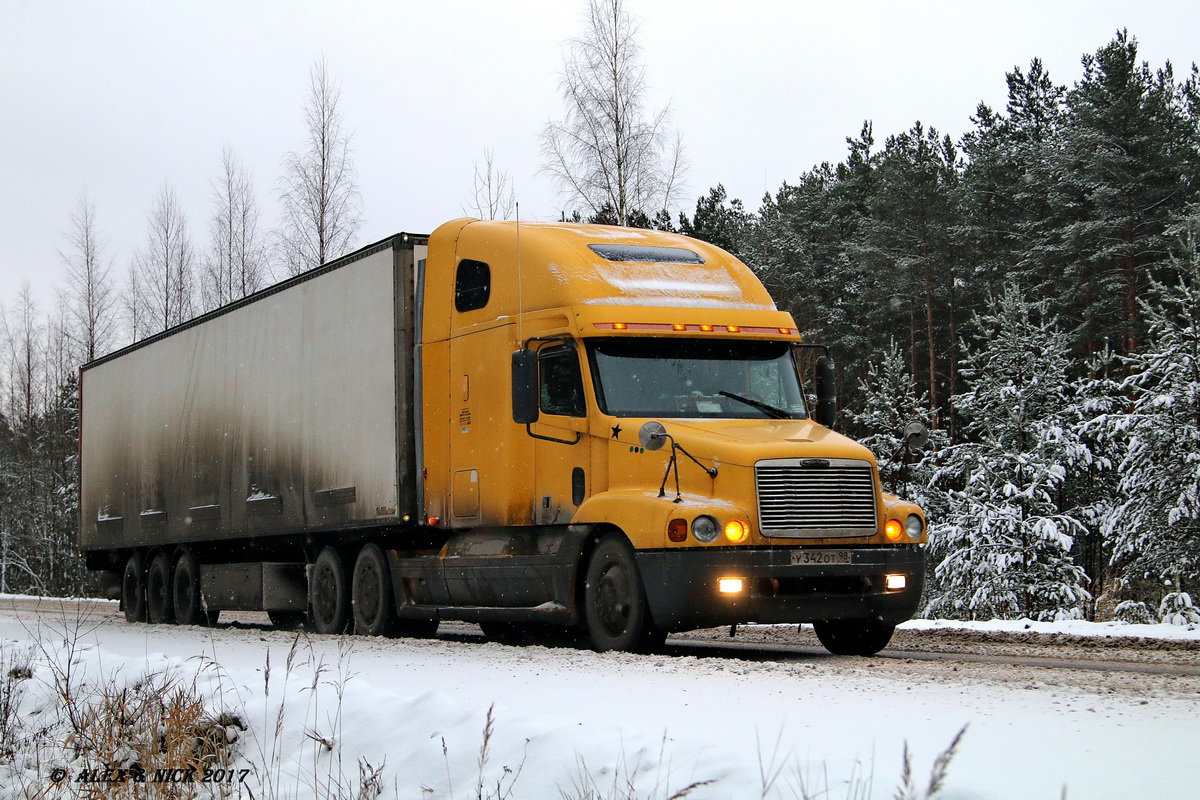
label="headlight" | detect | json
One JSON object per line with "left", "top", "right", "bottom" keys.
{"left": 906, "top": 514, "right": 924, "bottom": 540}
{"left": 691, "top": 515, "right": 719, "bottom": 543}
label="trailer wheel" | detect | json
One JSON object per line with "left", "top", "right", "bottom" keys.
{"left": 122, "top": 552, "right": 147, "bottom": 623}
{"left": 812, "top": 619, "right": 896, "bottom": 656}
{"left": 583, "top": 534, "right": 663, "bottom": 653}
{"left": 145, "top": 551, "right": 174, "bottom": 624}
{"left": 352, "top": 543, "right": 395, "bottom": 636}
{"left": 310, "top": 547, "right": 350, "bottom": 634}
{"left": 172, "top": 550, "right": 206, "bottom": 626}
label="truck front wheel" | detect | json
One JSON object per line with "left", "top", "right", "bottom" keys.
{"left": 145, "top": 551, "right": 174, "bottom": 624}
{"left": 310, "top": 547, "right": 350, "bottom": 634}
{"left": 122, "top": 552, "right": 146, "bottom": 623}
{"left": 583, "top": 534, "right": 664, "bottom": 653}
{"left": 812, "top": 618, "right": 896, "bottom": 656}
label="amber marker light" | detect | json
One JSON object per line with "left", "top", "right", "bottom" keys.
{"left": 672, "top": 323, "right": 686, "bottom": 331}
{"left": 885, "top": 574, "right": 907, "bottom": 591}
{"left": 718, "top": 577, "right": 745, "bottom": 594}
{"left": 699, "top": 324, "right": 714, "bottom": 332}
{"left": 668, "top": 518, "right": 688, "bottom": 543}
{"left": 725, "top": 325, "right": 740, "bottom": 333}
{"left": 779, "top": 327, "right": 791, "bottom": 335}
{"left": 724, "top": 519, "right": 750, "bottom": 544}
{"left": 612, "top": 322, "right": 628, "bottom": 330}
{"left": 885, "top": 519, "right": 904, "bottom": 541}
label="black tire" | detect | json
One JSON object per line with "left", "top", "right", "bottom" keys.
{"left": 122, "top": 552, "right": 146, "bottom": 623}
{"left": 582, "top": 534, "right": 662, "bottom": 653}
{"left": 812, "top": 619, "right": 896, "bottom": 656}
{"left": 268, "top": 610, "right": 306, "bottom": 630}
{"left": 352, "top": 543, "right": 396, "bottom": 636}
{"left": 310, "top": 547, "right": 351, "bottom": 634}
{"left": 172, "top": 550, "right": 207, "bottom": 626}
{"left": 145, "top": 551, "right": 174, "bottom": 624}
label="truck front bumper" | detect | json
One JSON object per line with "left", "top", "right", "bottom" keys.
{"left": 636, "top": 545, "right": 924, "bottom": 633}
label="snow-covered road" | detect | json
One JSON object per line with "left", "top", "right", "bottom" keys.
{"left": 1, "top": 597, "right": 1195, "bottom": 799}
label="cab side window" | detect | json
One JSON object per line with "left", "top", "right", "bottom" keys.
{"left": 539, "top": 347, "right": 586, "bottom": 417}
{"left": 455, "top": 259, "right": 490, "bottom": 312}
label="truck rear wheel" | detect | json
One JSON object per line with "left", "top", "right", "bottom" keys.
{"left": 352, "top": 543, "right": 395, "bottom": 636}
{"left": 172, "top": 550, "right": 207, "bottom": 626}
{"left": 122, "top": 552, "right": 146, "bottom": 623}
{"left": 145, "top": 551, "right": 174, "bottom": 624}
{"left": 583, "top": 534, "right": 664, "bottom": 653}
{"left": 310, "top": 547, "right": 350, "bottom": 634}
{"left": 812, "top": 619, "right": 896, "bottom": 656}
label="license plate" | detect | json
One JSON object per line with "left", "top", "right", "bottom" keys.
{"left": 790, "top": 549, "right": 852, "bottom": 566}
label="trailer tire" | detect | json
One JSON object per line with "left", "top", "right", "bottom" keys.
{"left": 583, "top": 534, "right": 663, "bottom": 653}
{"left": 352, "top": 543, "right": 395, "bottom": 636}
{"left": 122, "top": 552, "right": 147, "bottom": 623}
{"left": 145, "top": 551, "right": 174, "bottom": 624}
{"left": 812, "top": 618, "right": 895, "bottom": 656}
{"left": 172, "top": 550, "right": 206, "bottom": 626}
{"left": 311, "top": 547, "right": 351, "bottom": 634}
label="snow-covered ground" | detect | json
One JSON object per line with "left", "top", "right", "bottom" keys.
{"left": 900, "top": 615, "right": 1200, "bottom": 641}
{"left": 0, "top": 597, "right": 1195, "bottom": 799}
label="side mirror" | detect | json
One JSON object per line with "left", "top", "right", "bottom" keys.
{"left": 902, "top": 422, "right": 929, "bottom": 451}
{"left": 511, "top": 349, "right": 539, "bottom": 424}
{"left": 814, "top": 355, "right": 837, "bottom": 429}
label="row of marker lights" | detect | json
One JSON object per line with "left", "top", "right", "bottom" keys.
{"left": 609, "top": 322, "right": 793, "bottom": 334}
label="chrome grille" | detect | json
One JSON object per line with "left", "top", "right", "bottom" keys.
{"left": 755, "top": 458, "right": 878, "bottom": 538}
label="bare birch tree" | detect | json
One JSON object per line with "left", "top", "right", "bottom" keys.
{"left": 203, "top": 147, "right": 266, "bottom": 310}
{"left": 130, "top": 184, "right": 195, "bottom": 335}
{"left": 541, "top": 0, "right": 685, "bottom": 226}
{"left": 464, "top": 148, "right": 516, "bottom": 220}
{"left": 276, "top": 58, "right": 362, "bottom": 275}
{"left": 58, "top": 192, "right": 117, "bottom": 363}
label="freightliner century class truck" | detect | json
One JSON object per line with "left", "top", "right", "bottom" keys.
{"left": 79, "top": 219, "right": 927, "bottom": 655}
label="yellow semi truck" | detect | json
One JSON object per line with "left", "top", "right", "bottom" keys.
{"left": 80, "top": 219, "right": 926, "bottom": 655}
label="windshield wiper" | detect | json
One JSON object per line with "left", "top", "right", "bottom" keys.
{"left": 718, "top": 391, "right": 793, "bottom": 420}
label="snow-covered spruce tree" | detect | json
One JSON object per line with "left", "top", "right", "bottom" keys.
{"left": 844, "top": 338, "right": 946, "bottom": 506}
{"left": 926, "top": 285, "right": 1090, "bottom": 620}
{"left": 1101, "top": 218, "right": 1200, "bottom": 607}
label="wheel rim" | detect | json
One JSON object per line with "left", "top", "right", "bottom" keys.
{"left": 594, "top": 560, "right": 633, "bottom": 638}
{"left": 313, "top": 563, "right": 338, "bottom": 627}
{"left": 147, "top": 559, "right": 169, "bottom": 621}
{"left": 174, "top": 560, "right": 197, "bottom": 622}
{"left": 357, "top": 562, "right": 382, "bottom": 626}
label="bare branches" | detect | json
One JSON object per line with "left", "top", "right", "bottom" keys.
{"left": 465, "top": 149, "right": 516, "bottom": 221}
{"left": 203, "top": 147, "right": 266, "bottom": 311}
{"left": 129, "top": 184, "right": 195, "bottom": 336}
{"left": 57, "top": 192, "right": 116, "bottom": 363}
{"left": 541, "top": 0, "right": 685, "bottom": 226}
{"left": 276, "top": 58, "right": 362, "bottom": 276}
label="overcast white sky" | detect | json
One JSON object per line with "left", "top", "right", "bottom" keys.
{"left": 2, "top": 1, "right": 1198, "bottom": 311}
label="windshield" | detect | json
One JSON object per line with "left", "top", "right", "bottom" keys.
{"left": 587, "top": 338, "right": 808, "bottom": 419}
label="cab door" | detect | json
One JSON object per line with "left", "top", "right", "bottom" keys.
{"left": 529, "top": 343, "right": 591, "bottom": 525}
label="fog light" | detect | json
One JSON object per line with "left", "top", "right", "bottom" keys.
{"left": 885, "top": 519, "right": 903, "bottom": 541}
{"left": 885, "top": 574, "right": 907, "bottom": 591}
{"left": 718, "top": 577, "right": 745, "bottom": 594}
{"left": 724, "top": 519, "right": 750, "bottom": 544}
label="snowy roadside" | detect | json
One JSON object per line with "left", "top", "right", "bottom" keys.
{"left": 0, "top": 597, "right": 1197, "bottom": 800}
